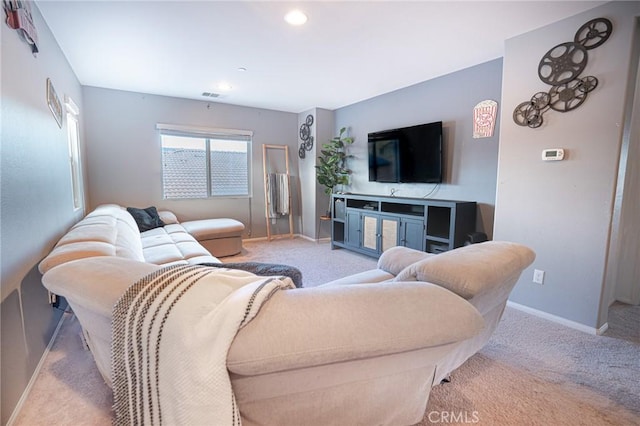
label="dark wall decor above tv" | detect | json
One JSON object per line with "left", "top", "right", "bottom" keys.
{"left": 368, "top": 121, "right": 443, "bottom": 183}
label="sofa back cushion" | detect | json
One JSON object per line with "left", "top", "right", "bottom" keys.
{"left": 38, "top": 205, "right": 145, "bottom": 274}
{"left": 394, "top": 241, "right": 535, "bottom": 301}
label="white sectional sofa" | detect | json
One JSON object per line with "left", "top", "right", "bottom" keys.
{"left": 38, "top": 204, "right": 242, "bottom": 274}
{"left": 39, "top": 204, "right": 535, "bottom": 426}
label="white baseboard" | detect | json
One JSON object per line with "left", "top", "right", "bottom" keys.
{"left": 506, "top": 301, "right": 609, "bottom": 336}
{"left": 297, "top": 234, "right": 331, "bottom": 243}
{"left": 7, "top": 313, "right": 68, "bottom": 426}
{"left": 244, "top": 235, "right": 309, "bottom": 243}
{"left": 241, "top": 236, "right": 269, "bottom": 243}
{"left": 243, "top": 234, "right": 331, "bottom": 243}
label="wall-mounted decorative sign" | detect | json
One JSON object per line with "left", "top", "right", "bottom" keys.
{"left": 46, "top": 78, "right": 63, "bottom": 128}
{"left": 473, "top": 100, "right": 498, "bottom": 138}
{"left": 513, "top": 17, "right": 612, "bottom": 129}
{"left": 298, "top": 114, "right": 314, "bottom": 159}
{"left": 3, "top": 0, "right": 39, "bottom": 54}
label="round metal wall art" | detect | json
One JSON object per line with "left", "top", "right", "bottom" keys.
{"left": 538, "top": 42, "right": 588, "bottom": 86}
{"left": 548, "top": 78, "right": 588, "bottom": 112}
{"left": 513, "top": 17, "right": 612, "bottom": 129}
{"left": 513, "top": 101, "right": 544, "bottom": 128}
{"left": 298, "top": 114, "right": 314, "bottom": 158}
{"left": 574, "top": 18, "right": 612, "bottom": 50}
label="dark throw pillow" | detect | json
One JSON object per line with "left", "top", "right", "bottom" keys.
{"left": 201, "top": 262, "right": 303, "bottom": 288}
{"left": 126, "top": 206, "right": 166, "bottom": 232}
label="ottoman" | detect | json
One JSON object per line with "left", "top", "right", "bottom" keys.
{"left": 182, "top": 218, "right": 245, "bottom": 257}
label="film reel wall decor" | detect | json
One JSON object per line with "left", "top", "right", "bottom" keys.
{"left": 298, "top": 114, "right": 314, "bottom": 159}
{"left": 513, "top": 17, "right": 612, "bottom": 129}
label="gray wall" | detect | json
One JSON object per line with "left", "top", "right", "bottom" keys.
{"left": 335, "top": 59, "right": 503, "bottom": 238}
{"left": 495, "top": 1, "right": 640, "bottom": 329}
{"left": 297, "top": 108, "right": 336, "bottom": 239}
{"left": 314, "top": 108, "right": 337, "bottom": 238}
{"left": 297, "top": 108, "right": 317, "bottom": 239}
{"left": 1, "top": 4, "right": 85, "bottom": 423}
{"left": 82, "top": 87, "right": 299, "bottom": 238}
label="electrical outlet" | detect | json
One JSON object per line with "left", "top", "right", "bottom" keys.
{"left": 533, "top": 269, "right": 545, "bottom": 284}
{"left": 48, "top": 291, "right": 60, "bottom": 308}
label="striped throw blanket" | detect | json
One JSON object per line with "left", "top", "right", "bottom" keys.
{"left": 112, "top": 264, "right": 294, "bottom": 426}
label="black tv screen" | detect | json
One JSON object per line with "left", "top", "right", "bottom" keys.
{"left": 368, "top": 121, "right": 443, "bottom": 183}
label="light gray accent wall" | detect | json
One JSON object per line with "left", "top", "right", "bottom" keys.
{"left": 495, "top": 2, "right": 640, "bottom": 329}
{"left": 82, "top": 87, "right": 299, "bottom": 238}
{"left": 1, "top": 4, "right": 84, "bottom": 423}
{"left": 296, "top": 108, "right": 335, "bottom": 239}
{"left": 335, "top": 59, "right": 503, "bottom": 238}
{"left": 314, "top": 108, "right": 336, "bottom": 238}
{"left": 297, "top": 108, "right": 317, "bottom": 239}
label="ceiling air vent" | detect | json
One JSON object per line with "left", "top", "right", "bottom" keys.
{"left": 201, "top": 92, "right": 221, "bottom": 98}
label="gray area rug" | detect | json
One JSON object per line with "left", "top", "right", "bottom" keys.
{"left": 13, "top": 239, "right": 640, "bottom": 425}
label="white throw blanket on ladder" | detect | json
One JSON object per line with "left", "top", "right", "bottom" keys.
{"left": 266, "top": 172, "right": 290, "bottom": 219}
{"left": 112, "top": 264, "right": 294, "bottom": 425}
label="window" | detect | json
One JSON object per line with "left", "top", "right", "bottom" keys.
{"left": 65, "top": 96, "right": 83, "bottom": 211}
{"left": 158, "top": 124, "right": 252, "bottom": 199}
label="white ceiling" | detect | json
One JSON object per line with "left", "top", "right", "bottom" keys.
{"left": 37, "top": 1, "right": 605, "bottom": 114}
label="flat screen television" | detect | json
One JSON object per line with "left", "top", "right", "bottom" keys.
{"left": 368, "top": 121, "right": 443, "bottom": 183}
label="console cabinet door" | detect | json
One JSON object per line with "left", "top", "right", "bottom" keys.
{"left": 361, "top": 214, "right": 378, "bottom": 251}
{"left": 345, "top": 210, "right": 361, "bottom": 249}
{"left": 345, "top": 211, "right": 400, "bottom": 254}
{"left": 400, "top": 218, "right": 425, "bottom": 251}
{"left": 380, "top": 215, "right": 400, "bottom": 253}
{"left": 366, "top": 214, "right": 400, "bottom": 254}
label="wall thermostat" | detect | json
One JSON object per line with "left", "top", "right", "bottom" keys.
{"left": 542, "top": 148, "right": 565, "bottom": 161}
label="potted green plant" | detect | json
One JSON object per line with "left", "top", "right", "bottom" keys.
{"left": 315, "top": 127, "right": 354, "bottom": 214}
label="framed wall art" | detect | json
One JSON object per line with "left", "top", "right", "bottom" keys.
{"left": 3, "top": 0, "right": 39, "bottom": 54}
{"left": 46, "top": 78, "right": 63, "bottom": 128}
{"left": 473, "top": 100, "right": 498, "bottom": 138}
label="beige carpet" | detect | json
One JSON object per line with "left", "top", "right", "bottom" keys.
{"left": 12, "top": 238, "right": 640, "bottom": 425}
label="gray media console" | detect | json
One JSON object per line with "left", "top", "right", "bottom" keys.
{"left": 331, "top": 193, "right": 477, "bottom": 258}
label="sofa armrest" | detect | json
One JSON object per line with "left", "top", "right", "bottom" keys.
{"left": 158, "top": 210, "right": 179, "bottom": 224}
{"left": 395, "top": 241, "right": 536, "bottom": 300}
{"left": 227, "top": 282, "right": 484, "bottom": 376}
{"left": 42, "top": 257, "right": 161, "bottom": 317}
{"left": 376, "top": 246, "right": 434, "bottom": 276}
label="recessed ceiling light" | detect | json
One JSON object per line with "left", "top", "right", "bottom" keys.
{"left": 284, "top": 10, "right": 307, "bottom": 26}
{"left": 237, "top": 67, "right": 247, "bottom": 72}
{"left": 217, "top": 82, "right": 233, "bottom": 91}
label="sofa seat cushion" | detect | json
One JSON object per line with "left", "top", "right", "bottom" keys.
{"left": 140, "top": 225, "right": 219, "bottom": 266}
{"left": 181, "top": 219, "right": 245, "bottom": 257}
{"left": 140, "top": 231, "right": 174, "bottom": 248}
{"left": 142, "top": 244, "right": 185, "bottom": 265}
{"left": 182, "top": 218, "right": 245, "bottom": 240}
